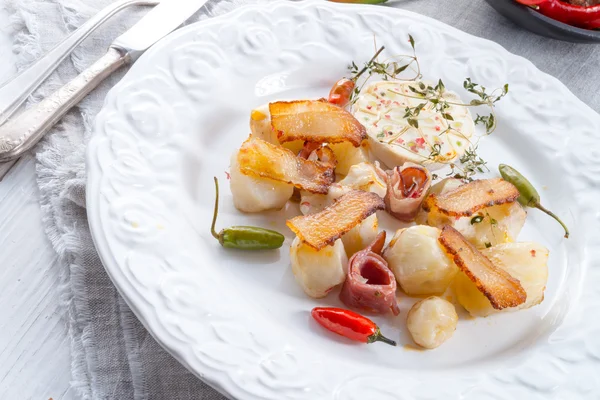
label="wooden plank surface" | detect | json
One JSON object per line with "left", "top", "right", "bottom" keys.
{"left": 0, "top": 7, "right": 74, "bottom": 400}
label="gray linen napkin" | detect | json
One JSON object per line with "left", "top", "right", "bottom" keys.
{"left": 6, "top": 0, "right": 255, "bottom": 399}
{"left": 3, "top": 0, "right": 599, "bottom": 399}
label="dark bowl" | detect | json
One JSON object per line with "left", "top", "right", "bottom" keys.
{"left": 485, "top": 0, "right": 600, "bottom": 43}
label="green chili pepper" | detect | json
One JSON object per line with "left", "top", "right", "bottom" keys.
{"left": 211, "top": 177, "right": 285, "bottom": 250}
{"left": 498, "top": 164, "right": 569, "bottom": 239}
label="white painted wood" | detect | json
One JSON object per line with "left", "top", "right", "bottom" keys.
{"left": 0, "top": 7, "right": 74, "bottom": 400}
{"left": 0, "top": 160, "right": 17, "bottom": 181}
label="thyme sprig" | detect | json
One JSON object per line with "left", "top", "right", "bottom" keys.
{"left": 445, "top": 145, "right": 490, "bottom": 182}
{"left": 347, "top": 35, "right": 422, "bottom": 105}
{"left": 349, "top": 35, "right": 420, "bottom": 82}
{"left": 391, "top": 78, "right": 508, "bottom": 135}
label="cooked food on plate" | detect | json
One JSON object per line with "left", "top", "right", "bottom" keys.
{"left": 339, "top": 232, "right": 400, "bottom": 315}
{"left": 423, "top": 177, "right": 520, "bottom": 217}
{"left": 439, "top": 226, "right": 527, "bottom": 310}
{"left": 406, "top": 297, "right": 458, "bottom": 349}
{"left": 287, "top": 190, "right": 384, "bottom": 250}
{"left": 338, "top": 162, "right": 387, "bottom": 198}
{"left": 454, "top": 242, "right": 549, "bottom": 317}
{"left": 383, "top": 225, "right": 457, "bottom": 296}
{"left": 299, "top": 161, "right": 386, "bottom": 216}
{"left": 217, "top": 36, "right": 567, "bottom": 350}
{"left": 352, "top": 80, "right": 475, "bottom": 170}
{"left": 270, "top": 100, "right": 367, "bottom": 147}
{"left": 384, "top": 162, "right": 431, "bottom": 222}
{"left": 291, "top": 237, "right": 348, "bottom": 298}
{"left": 328, "top": 141, "right": 372, "bottom": 175}
{"left": 422, "top": 177, "right": 527, "bottom": 248}
{"left": 236, "top": 136, "right": 334, "bottom": 194}
{"left": 229, "top": 151, "right": 294, "bottom": 213}
{"left": 341, "top": 214, "right": 379, "bottom": 257}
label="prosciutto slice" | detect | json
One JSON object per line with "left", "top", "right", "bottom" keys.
{"left": 385, "top": 162, "right": 431, "bottom": 222}
{"left": 339, "top": 232, "right": 400, "bottom": 315}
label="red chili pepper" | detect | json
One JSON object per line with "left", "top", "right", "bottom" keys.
{"left": 311, "top": 307, "right": 397, "bottom": 346}
{"left": 515, "top": 0, "right": 600, "bottom": 29}
{"left": 327, "top": 46, "right": 385, "bottom": 108}
{"left": 515, "top": 0, "right": 546, "bottom": 4}
{"left": 328, "top": 78, "right": 356, "bottom": 107}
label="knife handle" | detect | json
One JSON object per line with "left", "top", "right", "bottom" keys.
{"left": 0, "top": 47, "right": 128, "bottom": 163}
{"left": 0, "top": 0, "right": 159, "bottom": 127}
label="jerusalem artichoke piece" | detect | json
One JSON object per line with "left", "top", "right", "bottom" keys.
{"left": 230, "top": 151, "right": 293, "bottom": 213}
{"left": 290, "top": 238, "right": 348, "bottom": 299}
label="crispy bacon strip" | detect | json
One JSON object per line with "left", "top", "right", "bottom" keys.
{"left": 340, "top": 232, "right": 400, "bottom": 315}
{"left": 423, "top": 178, "right": 519, "bottom": 217}
{"left": 237, "top": 137, "right": 334, "bottom": 194}
{"left": 439, "top": 226, "right": 526, "bottom": 310}
{"left": 270, "top": 100, "right": 367, "bottom": 147}
{"left": 287, "top": 190, "right": 385, "bottom": 250}
{"left": 385, "top": 162, "right": 431, "bottom": 222}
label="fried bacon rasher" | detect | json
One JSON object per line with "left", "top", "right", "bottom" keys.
{"left": 287, "top": 190, "right": 385, "bottom": 250}
{"left": 237, "top": 137, "right": 334, "bottom": 194}
{"left": 270, "top": 100, "right": 367, "bottom": 147}
{"left": 439, "top": 226, "right": 526, "bottom": 310}
{"left": 423, "top": 178, "right": 520, "bottom": 217}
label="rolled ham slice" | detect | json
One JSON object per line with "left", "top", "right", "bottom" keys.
{"left": 339, "top": 232, "right": 400, "bottom": 315}
{"left": 385, "top": 162, "right": 431, "bottom": 222}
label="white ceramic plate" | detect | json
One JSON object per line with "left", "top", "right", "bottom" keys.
{"left": 87, "top": 1, "right": 600, "bottom": 398}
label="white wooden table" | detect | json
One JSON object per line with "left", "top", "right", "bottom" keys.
{"left": 0, "top": 8, "right": 75, "bottom": 400}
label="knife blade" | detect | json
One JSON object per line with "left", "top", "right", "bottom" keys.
{"left": 112, "top": 0, "right": 207, "bottom": 60}
{"left": 0, "top": 0, "right": 209, "bottom": 164}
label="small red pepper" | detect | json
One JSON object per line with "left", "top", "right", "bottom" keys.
{"left": 328, "top": 78, "right": 356, "bottom": 107}
{"left": 327, "top": 46, "right": 385, "bottom": 108}
{"left": 311, "top": 307, "right": 397, "bottom": 346}
{"left": 515, "top": 0, "right": 600, "bottom": 29}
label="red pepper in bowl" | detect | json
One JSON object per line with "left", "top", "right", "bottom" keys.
{"left": 515, "top": 0, "right": 600, "bottom": 29}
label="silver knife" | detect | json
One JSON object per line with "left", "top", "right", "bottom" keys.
{"left": 0, "top": 0, "right": 209, "bottom": 163}
{"left": 0, "top": 0, "right": 160, "bottom": 127}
